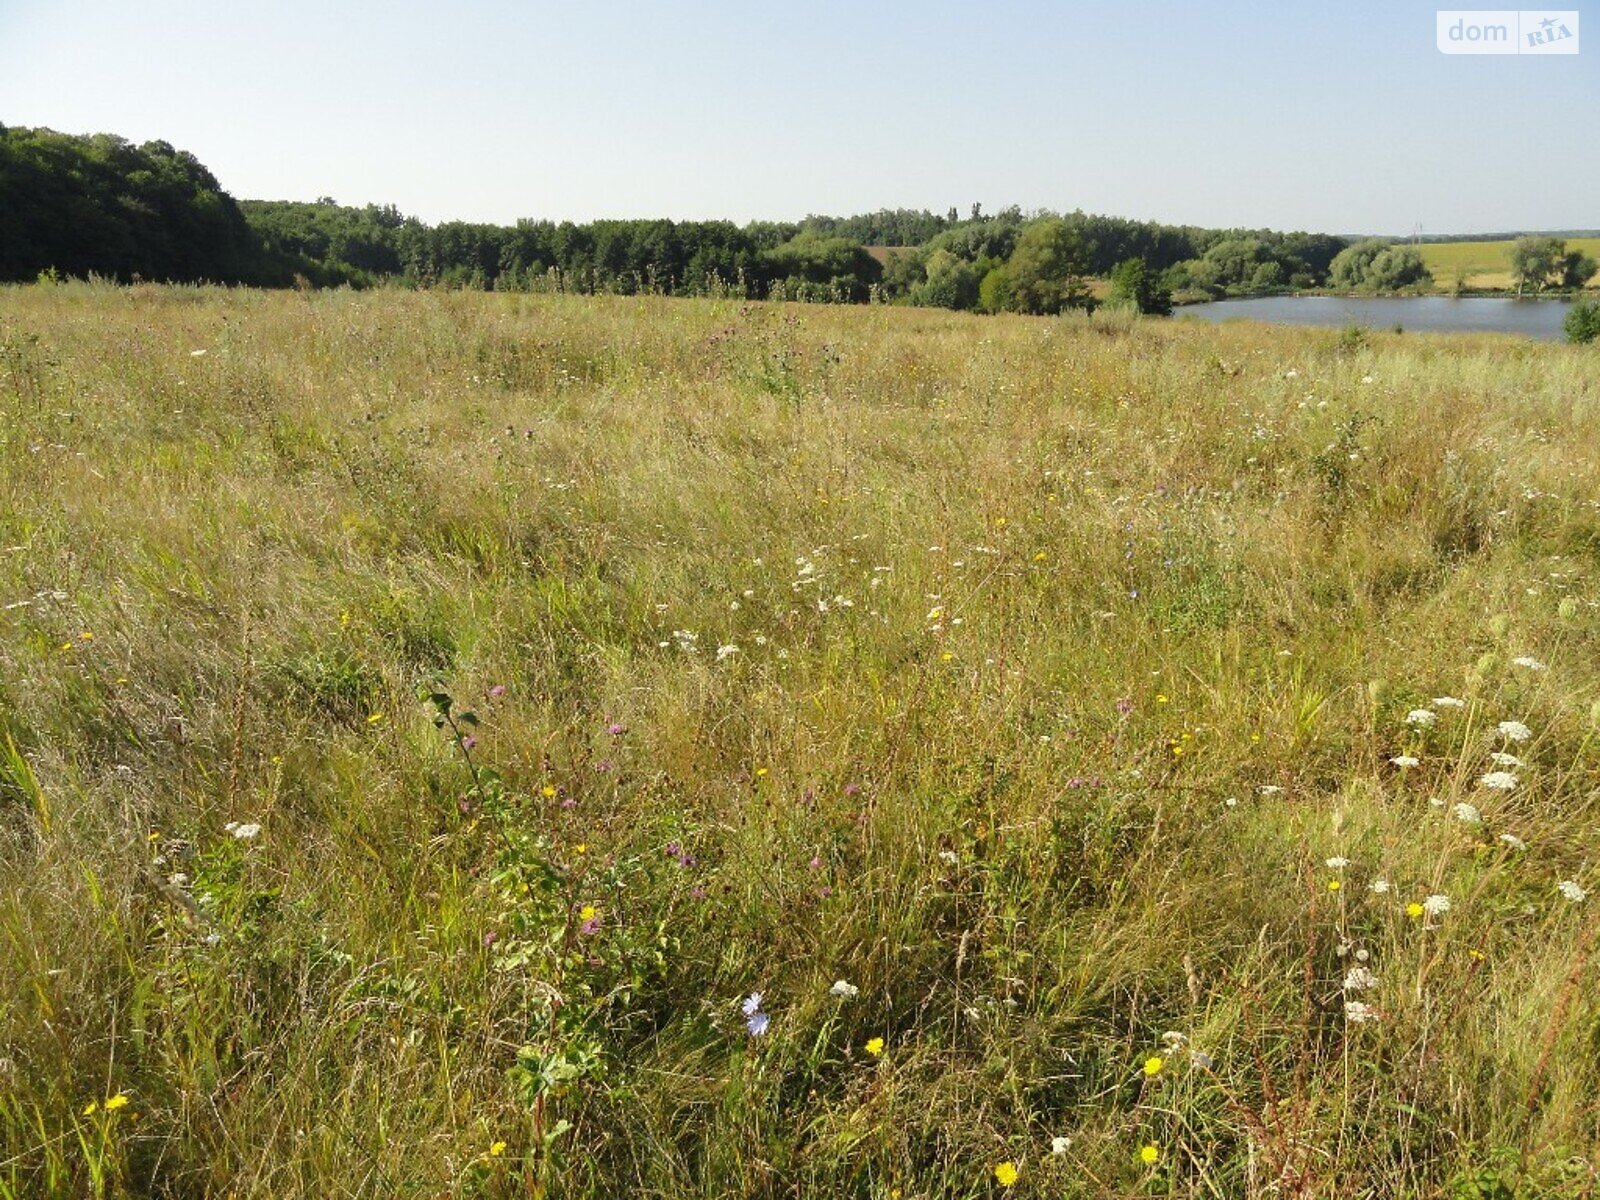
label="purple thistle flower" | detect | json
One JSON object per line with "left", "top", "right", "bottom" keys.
{"left": 462, "top": 735, "right": 477, "bottom": 750}
{"left": 607, "top": 722, "right": 626, "bottom": 736}
{"left": 487, "top": 685, "right": 506, "bottom": 698}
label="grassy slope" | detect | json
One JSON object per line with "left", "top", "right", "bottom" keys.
{"left": 1418, "top": 237, "right": 1600, "bottom": 291}
{"left": 2, "top": 285, "right": 1599, "bottom": 1198}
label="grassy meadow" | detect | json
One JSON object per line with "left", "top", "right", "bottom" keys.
{"left": 1417, "top": 238, "right": 1600, "bottom": 292}
{"left": 4, "top": 283, "right": 1600, "bottom": 1198}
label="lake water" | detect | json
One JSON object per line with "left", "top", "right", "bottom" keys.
{"left": 1177, "top": 295, "right": 1575, "bottom": 340}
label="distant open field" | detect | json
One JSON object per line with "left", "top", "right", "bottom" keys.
{"left": 3, "top": 285, "right": 1600, "bottom": 1198}
{"left": 1418, "top": 237, "right": 1600, "bottom": 290}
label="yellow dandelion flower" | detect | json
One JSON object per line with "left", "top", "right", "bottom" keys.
{"left": 1328, "top": 879, "right": 1342, "bottom": 892}
{"left": 1142, "top": 1055, "right": 1164, "bottom": 1076}
{"left": 1140, "top": 1143, "right": 1160, "bottom": 1166}
{"left": 1033, "top": 551, "right": 1048, "bottom": 562}
{"left": 489, "top": 1140, "right": 507, "bottom": 1156}
{"left": 941, "top": 652, "right": 955, "bottom": 662}
{"left": 366, "top": 713, "right": 384, "bottom": 725}
{"left": 1155, "top": 693, "right": 1169, "bottom": 704}
{"left": 995, "top": 517, "right": 1007, "bottom": 527}
{"left": 79, "top": 631, "right": 93, "bottom": 641}
{"left": 578, "top": 905, "right": 598, "bottom": 923}
{"left": 573, "top": 843, "right": 587, "bottom": 855}
{"left": 864, "top": 1037, "right": 885, "bottom": 1058}
{"left": 541, "top": 785, "right": 557, "bottom": 798}
{"left": 994, "top": 1161, "right": 1019, "bottom": 1187}
{"left": 1407, "top": 902, "right": 1425, "bottom": 919}
{"left": 103, "top": 1094, "right": 129, "bottom": 1112}
{"left": 82, "top": 1101, "right": 98, "bottom": 1116}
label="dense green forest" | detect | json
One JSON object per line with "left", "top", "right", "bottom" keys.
{"left": 1, "top": 124, "right": 1366, "bottom": 312}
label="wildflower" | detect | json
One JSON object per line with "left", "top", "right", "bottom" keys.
{"left": 607, "top": 722, "right": 626, "bottom": 736}
{"left": 1558, "top": 880, "right": 1588, "bottom": 903}
{"left": 829, "top": 979, "right": 859, "bottom": 998}
{"left": 1327, "top": 879, "right": 1342, "bottom": 892}
{"left": 1370, "top": 878, "right": 1391, "bottom": 894}
{"left": 1452, "top": 803, "right": 1482, "bottom": 825}
{"left": 1390, "top": 755, "right": 1420, "bottom": 768}
{"left": 1497, "top": 720, "right": 1533, "bottom": 742}
{"left": 1257, "top": 785, "right": 1284, "bottom": 797}
{"left": 1511, "top": 656, "right": 1548, "bottom": 670}
{"left": 366, "top": 713, "right": 385, "bottom": 724}
{"left": 1489, "top": 752, "right": 1523, "bottom": 767}
{"left": 1406, "top": 709, "right": 1437, "bottom": 727}
{"left": 994, "top": 1161, "right": 1019, "bottom": 1187}
{"left": 1479, "top": 771, "right": 1518, "bottom": 790}
{"left": 1139, "top": 1144, "right": 1160, "bottom": 1166}
{"left": 1325, "top": 856, "right": 1351, "bottom": 869}
{"left": 1428, "top": 795, "right": 1447, "bottom": 809}
{"left": 231, "top": 822, "right": 262, "bottom": 840}
{"left": 864, "top": 1037, "right": 885, "bottom": 1057}
{"left": 83, "top": 1100, "right": 98, "bottom": 1115}
{"left": 1343, "top": 1000, "right": 1379, "bottom": 1023}
{"left": 937, "top": 850, "right": 959, "bottom": 865}
{"left": 487, "top": 684, "right": 506, "bottom": 698}
{"left": 1160, "top": 1031, "right": 1187, "bottom": 1050}
{"left": 104, "top": 1093, "right": 129, "bottom": 1112}
{"left": 578, "top": 905, "right": 601, "bottom": 934}
{"left": 716, "top": 644, "right": 739, "bottom": 662}
{"left": 1407, "top": 902, "right": 1426, "bottom": 919}
{"left": 1344, "top": 966, "right": 1378, "bottom": 991}
{"left": 746, "top": 1011, "right": 769, "bottom": 1036}
{"left": 1051, "top": 1135, "right": 1072, "bottom": 1156}
{"left": 1142, "top": 1055, "right": 1164, "bottom": 1077}
{"left": 1433, "top": 696, "right": 1466, "bottom": 709}
{"left": 1498, "top": 833, "right": 1527, "bottom": 851}
{"left": 1423, "top": 894, "right": 1451, "bottom": 916}
{"left": 489, "top": 1140, "right": 507, "bottom": 1156}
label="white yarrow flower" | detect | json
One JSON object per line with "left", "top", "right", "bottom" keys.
{"left": 1423, "top": 894, "right": 1451, "bottom": 916}
{"left": 1490, "top": 752, "right": 1523, "bottom": 767}
{"left": 1051, "top": 1135, "right": 1072, "bottom": 1156}
{"left": 1343, "top": 966, "right": 1379, "bottom": 992}
{"left": 1479, "top": 771, "right": 1519, "bottom": 791}
{"left": 1325, "top": 856, "right": 1351, "bottom": 869}
{"left": 828, "top": 980, "right": 860, "bottom": 998}
{"left": 1557, "top": 880, "right": 1587, "bottom": 903}
{"left": 1369, "top": 878, "right": 1392, "bottom": 894}
{"left": 716, "top": 644, "right": 740, "bottom": 662}
{"left": 1406, "top": 709, "right": 1437, "bottom": 727}
{"left": 1389, "top": 755, "right": 1420, "bottom": 768}
{"left": 1496, "top": 720, "right": 1533, "bottom": 743}
{"left": 1498, "top": 833, "right": 1527, "bottom": 851}
{"left": 231, "top": 822, "right": 262, "bottom": 840}
{"left": 1452, "top": 802, "right": 1482, "bottom": 824}
{"left": 1343, "top": 999, "right": 1379, "bottom": 1022}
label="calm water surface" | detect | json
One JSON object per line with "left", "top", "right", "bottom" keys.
{"left": 1177, "top": 295, "right": 1574, "bottom": 340}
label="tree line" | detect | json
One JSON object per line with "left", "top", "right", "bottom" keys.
{"left": 16, "top": 124, "right": 1587, "bottom": 316}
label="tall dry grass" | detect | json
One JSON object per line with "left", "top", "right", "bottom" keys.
{"left": 1, "top": 282, "right": 1599, "bottom": 1197}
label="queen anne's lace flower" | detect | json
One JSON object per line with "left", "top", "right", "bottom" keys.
{"left": 1558, "top": 880, "right": 1588, "bottom": 903}
{"left": 1479, "top": 771, "right": 1519, "bottom": 790}
{"left": 1496, "top": 720, "right": 1532, "bottom": 742}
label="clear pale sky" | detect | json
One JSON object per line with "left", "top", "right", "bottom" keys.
{"left": 1, "top": 0, "right": 1595, "bottom": 234}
